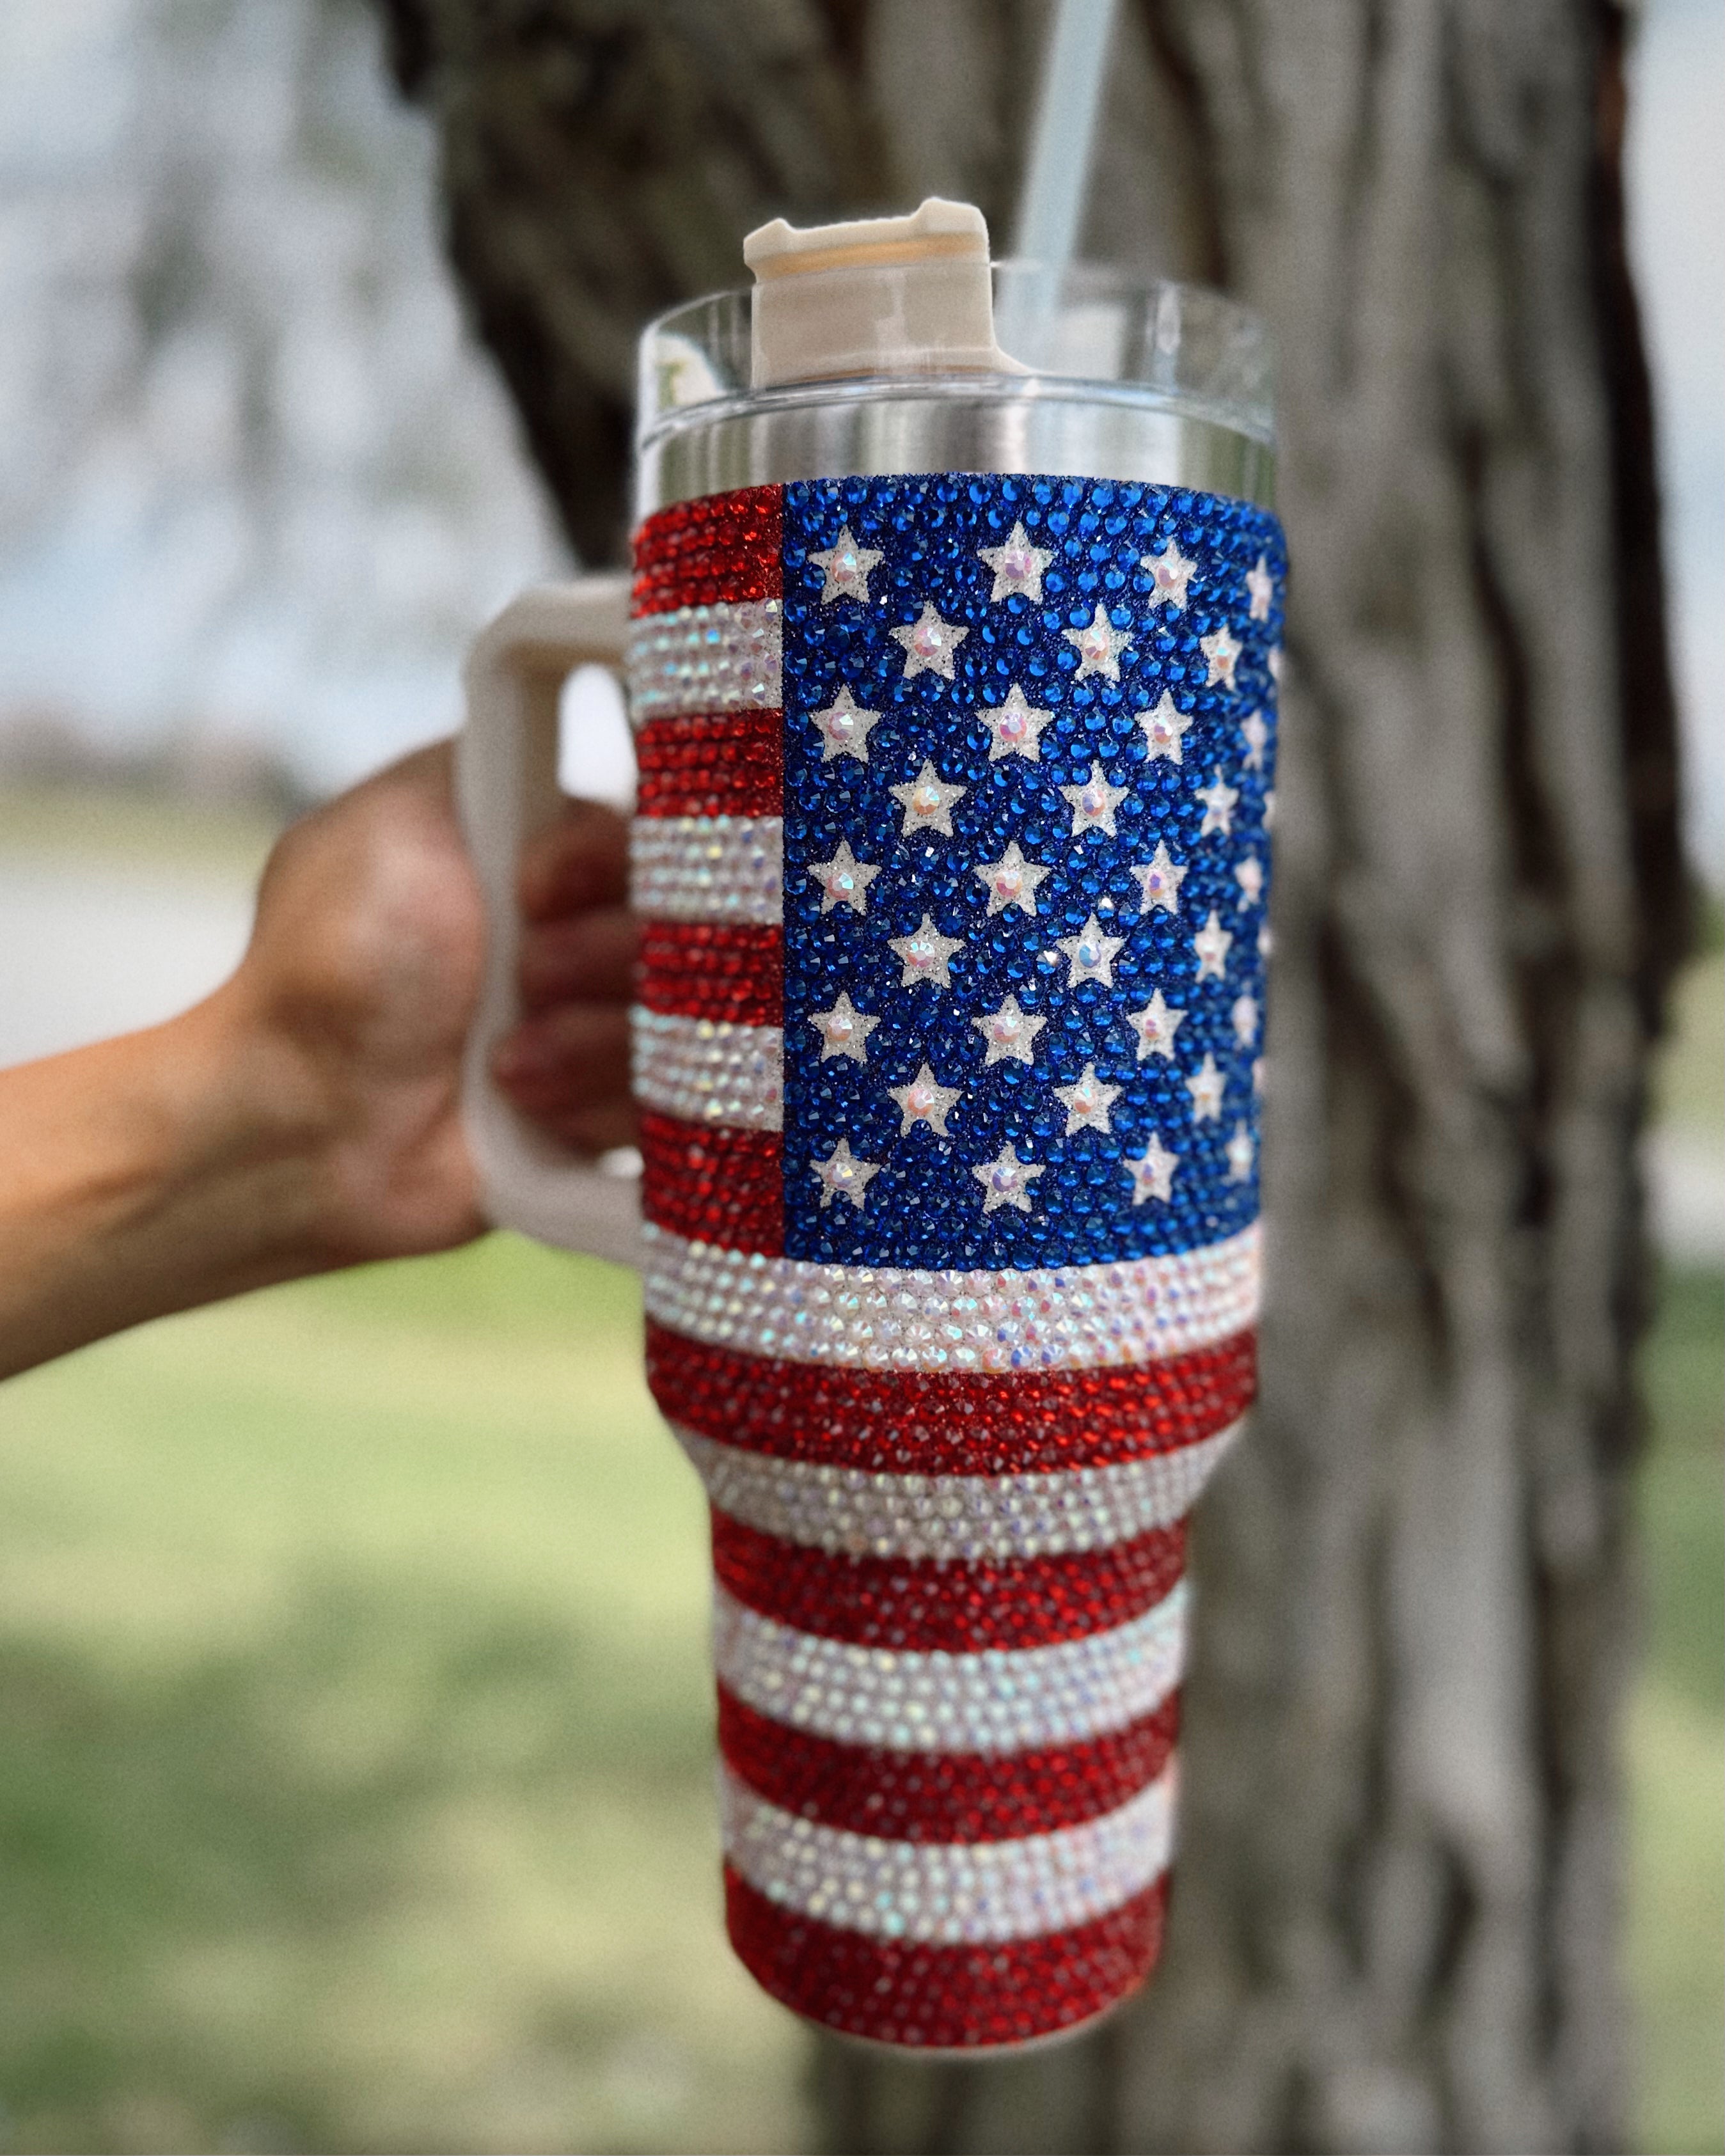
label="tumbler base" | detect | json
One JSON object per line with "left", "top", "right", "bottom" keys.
{"left": 725, "top": 1862, "right": 1168, "bottom": 2054}
{"left": 812, "top": 1983, "right": 1140, "bottom": 2060}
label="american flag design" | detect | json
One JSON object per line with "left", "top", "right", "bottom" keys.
{"left": 625, "top": 473, "right": 1284, "bottom": 2050}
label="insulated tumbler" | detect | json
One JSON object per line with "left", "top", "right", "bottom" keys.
{"left": 459, "top": 205, "right": 1284, "bottom": 2050}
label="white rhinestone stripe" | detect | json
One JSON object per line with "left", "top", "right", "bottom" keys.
{"left": 713, "top": 1578, "right": 1188, "bottom": 1753}
{"left": 629, "top": 816, "right": 784, "bottom": 924}
{"left": 721, "top": 1760, "right": 1176, "bottom": 1943}
{"left": 681, "top": 1424, "right": 1240, "bottom": 1562}
{"left": 631, "top": 1010, "right": 784, "bottom": 1131}
{"left": 626, "top": 601, "right": 782, "bottom": 723}
{"left": 641, "top": 1222, "right": 1259, "bottom": 1372}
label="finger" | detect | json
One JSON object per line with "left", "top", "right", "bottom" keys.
{"left": 490, "top": 1003, "right": 631, "bottom": 1113}
{"left": 497, "top": 1098, "right": 641, "bottom": 1156}
{"left": 517, "top": 798, "right": 629, "bottom": 920}
{"left": 517, "top": 904, "right": 637, "bottom": 1011}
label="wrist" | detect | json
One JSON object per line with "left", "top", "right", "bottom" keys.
{"left": 0, "top": 988, "right": 345, "bottom": 1378}
{"left": 167, "top": 978, "right": 359, "bottom": 1274}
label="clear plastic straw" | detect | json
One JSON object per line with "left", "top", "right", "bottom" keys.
{"left": 999, "top": 0, "right": 1119, "bottom": 360}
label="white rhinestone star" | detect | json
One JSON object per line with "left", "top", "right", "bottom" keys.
{"left": 890, "top": 1062, "right": 961, "bottom": 1137}
{"left": 1233, "top": 993, "right": 1259, "bottom": 1046}
{"left": 1137, "top": 691, "right": 1192, "bottom": 766}
{"left": 1241, "top": 709, "right": 1269, "bottom": 772}
{"left": 889, "top": 759, "right": 967, "bottom": 838}
{"left": 1064, "top": 603, "right": 1133, "bottom": 682}
{"left": 1186, "top": 1053, "right": 1225, "bottom": 1121}
{"left": 1259, "top": 922, "right": 1274, "bottom": 961}
{"left": 973, "top": 1142, "right": 1044, "bottom": 1215}
{"left": 1263, "top": 789, "right": 1277, "bottom": 830}
{"left": 1252, "top": 1057, "right": 1266, "bottom": 1096}
{"left": 1132, "top": 840, "right": 1188, "bottom": 917}
{"left": 1197, "top": 769, "right": 1240, "bottom": 837}
{"left": 1193, "top": 910, "right": 1234, "bottom": 980}
{"left": 1127, "top": 988, "right": 1185, "bottom": 1061}
{"left": 979, "top": 683, "right": 1053, "bottom": 762}
{"left": 1126, "top": 1133, "right": 1179, "bottom": 1205}
{"left": 808, "top": 524, "right": 883, "bottom": 604}
{"left": 978, "top": 521, "right": 1053, "bottom": 602}
{"left": 1226, "top": 1122, "right": 1256, "bottom": 1183}
{"left": 1055, "top": 1062, "right": 1120, "bottom": 1135}
{"left": 1245, "top": 554, "right": 1275, "bottom": 623}
{"left": 807, "top": 840, "right": 879, "bottom": 916}
{"left": 890, "top": 601, "right": 968, "bottom": 680}
{"left": 1268, "top": 645, "right": 1285, "bottom": 687}
{"left": 1057, "top": 913, "right": 1126, "bottom": 988}
{"left": 1060, "top": 760, "right": 1129, "bottom": 838}
{"left": 889, "top": 913, "right": 964, "bottom": 989}
{"left": 809, "top": 992, "right": 878, "bottom": 1064}
{"left": 1201, "top": 624, "right": 1243, "bottom": 689}
{"left": 1235, "top": 854, "right": 1264, "bottom": 908}
{"left": 973, "top": 995, "right": 1046, "bottom": 1067}
{"left": 810, "top": 685, "right": 880, "bottom": 763}
{"left": 812, "top": 1136, "right": 881, "bottom": 1209}
{"left": 1141, "top": 540, "right": 1196, "bottom": 612}
{"left": 974, "top": 841, "right": 1049, "bottom": 918}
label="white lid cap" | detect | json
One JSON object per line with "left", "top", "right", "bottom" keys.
{"left": 743, "top": 198, "right": 1018, "bottom": 388}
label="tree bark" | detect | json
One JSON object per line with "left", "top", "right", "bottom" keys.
{"left": 378, "top": 2, "right": 1689, "bottom": 2146}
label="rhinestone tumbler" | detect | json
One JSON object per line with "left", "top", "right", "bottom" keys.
{"left": 459, "top": 208, "right": 1283, "bottom": 2051}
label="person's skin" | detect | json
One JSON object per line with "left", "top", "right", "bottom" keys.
{"left": 0, "top": 744, "right": 634, "bottom": 1380}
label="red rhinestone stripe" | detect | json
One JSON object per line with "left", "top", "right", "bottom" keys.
{"left": 637, "top": 922, "right": 784, "bottom": 1026}
{"left": 723, "top": 1863, "right": 1168, "bottom": 2047}
{"left": 640, "top": 1113, "right": 782, "bottom": 1255}
{"left": 718, "top": 1687, "right": 1181, "bottom": 1844}
{"left": 634, "top": 712, "right": 785, "bottom": 819}
{"left": 645, "top": 1321, "right": 1256, "bottom": 1472}
{"left": 632, "top": 487, "right": 782, "bottom": 616}
{"left": 711, "top": 1509, "right": 1186, "bottom": 1651}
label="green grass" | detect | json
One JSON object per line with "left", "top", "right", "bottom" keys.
{"left": 0, "top": 1241, "right": 807, "bottom": 2153}
{"left": 1654, "top": 947, "right": 1724, "bottom": 1137}
{"left": 0, "top": 783, "right": 287, "bottom": 884}
{"left": 1627, "top": 1266, "right": 1725, "bottom": 2156}
{"left": 1632, "top": 920, "right": 1724, "bottom": 2156}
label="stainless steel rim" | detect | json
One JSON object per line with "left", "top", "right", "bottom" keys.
{"left": 634, "top": 379, "right": 1275, "bottom": 519}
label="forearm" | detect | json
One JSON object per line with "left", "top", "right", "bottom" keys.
{"left": 0, "top": 987, "right": 338, "bottom": 1378}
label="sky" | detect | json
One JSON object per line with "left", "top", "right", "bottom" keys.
{"left": 1626, "top": 0, "right": 1724, "bottom": 885}
{"left": 0, "top": 0, "right": 1717, "bottom": 877}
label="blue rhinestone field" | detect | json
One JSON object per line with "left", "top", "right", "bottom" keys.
{"left": 779, "top": 471, "right": 1284, "bottom": 1271}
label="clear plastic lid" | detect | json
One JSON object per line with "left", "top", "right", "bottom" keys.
{"left": 638, "top": 262, "right": 1275, "bottom": 453}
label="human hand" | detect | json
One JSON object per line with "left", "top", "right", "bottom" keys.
{"left": 0, "top": 743, "right": 634, "bottom": 1376}
{"left": 489, "top": 790, "right": 637, "bottom": 1158}
{"left": 232, "top": 741, "right": 634, "bottom": 1265}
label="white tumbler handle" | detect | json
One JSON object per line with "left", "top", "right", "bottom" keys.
{"left": 457, "top": 576, "right": 643, "bottom": 1268}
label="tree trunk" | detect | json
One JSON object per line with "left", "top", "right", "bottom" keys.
{"left": 378, "top": 1, "right": 1689, "bottom": 2146}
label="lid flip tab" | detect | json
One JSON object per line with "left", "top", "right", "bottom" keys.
{"left": 743, "top": 198, "right": 1020, "bottom": 389}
